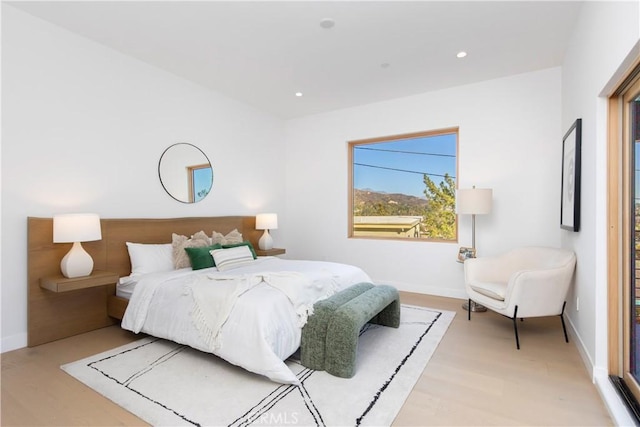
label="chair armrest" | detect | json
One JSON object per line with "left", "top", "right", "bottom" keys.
{"left": 506, "top": 266, "right": 574, "bottom": 317}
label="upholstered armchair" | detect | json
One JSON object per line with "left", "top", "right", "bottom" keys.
{"left": 464, "top": 246, "right": 576, "bottom": 349}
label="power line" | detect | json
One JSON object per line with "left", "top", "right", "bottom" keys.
{"left": 355, "top": 146, "right": 456, "bottom": 158}
{"left": 354, "top": 162, "right": 455, "bottom": 179}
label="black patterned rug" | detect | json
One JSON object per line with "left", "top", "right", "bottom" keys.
{"left": 62, "top": 304, "right": 454, "bottom": 426}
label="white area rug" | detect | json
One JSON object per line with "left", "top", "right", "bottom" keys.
{"left": 62, "top": 305, "right": 454, "bottom": 426}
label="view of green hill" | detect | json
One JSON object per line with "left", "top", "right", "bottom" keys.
{"left": 353, "top": 189, "right": 429, "bottom": 216}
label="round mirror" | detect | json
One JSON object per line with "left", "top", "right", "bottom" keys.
{"left": 158, "top": 143, "right": 213, "bottom": 203}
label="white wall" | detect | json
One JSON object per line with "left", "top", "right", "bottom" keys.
{"left": 561, "top": 1, "right": 640, "bottom": 424}
{"left": 1, "top": 6, "right": 286, "bottom": 351}
{"left": 284, "top": 68, "right": 562, "bottom": 297}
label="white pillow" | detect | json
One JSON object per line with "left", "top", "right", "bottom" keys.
{"left": 211, "top": 245, "right": 255, "bottom": 271}
{"left": 126, "top": 242, "right": 174, "bottom": 276}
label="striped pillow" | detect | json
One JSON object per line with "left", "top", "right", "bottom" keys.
{"left": 210, "top": 245, "right": 255, "bottom": 271}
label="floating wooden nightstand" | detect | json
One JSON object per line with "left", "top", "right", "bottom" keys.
{"left": 40, "top": 270, "right": 119, "bottom": 293}
{"left": 255, "top": 248, "right": 286, "bottom": 257}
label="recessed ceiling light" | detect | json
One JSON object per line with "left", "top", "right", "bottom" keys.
{"left": 320, "top": 18, "right": 335, "bottom": 29}
{"left": 457, "top": 51, "right": 467, "bottom": 58}
{"left": 295, "top": 92, "right": 303, "bottom": 97}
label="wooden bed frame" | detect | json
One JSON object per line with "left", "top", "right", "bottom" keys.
{"left": 27, "top": 216, "right": 261, "bottom": 347}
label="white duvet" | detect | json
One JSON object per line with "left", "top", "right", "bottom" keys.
{"left": 121, "top": 257, "right": 372, "bottom": 384}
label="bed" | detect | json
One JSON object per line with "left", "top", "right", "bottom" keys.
{"left": 27, "top": 216, "right": 371, "bottom": 384}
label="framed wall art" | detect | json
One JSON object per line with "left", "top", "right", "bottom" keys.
{"left": 560, "top": 118, "right": 582, "bottom": 232}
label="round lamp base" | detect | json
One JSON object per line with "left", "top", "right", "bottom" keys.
{"left": 462, "top": 301, "right": 487, "bottom": 312}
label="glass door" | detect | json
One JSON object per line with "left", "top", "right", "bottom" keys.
{"left": 609, "top": 71, "right": 640, "bottom": 418}
{"left": 608, "top": 63, "right": 640, "bottom": 421}
{"left": 628, "top": 85, "right": 640, "bottom": 393}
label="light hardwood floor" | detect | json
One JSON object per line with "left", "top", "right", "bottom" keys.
{"left": 2, "top": 293, "right": 613, "bottom": 426}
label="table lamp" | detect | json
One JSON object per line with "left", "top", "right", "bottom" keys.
{"left": 256, "top": 213, "right": 278, "bottom": 250}
{"left": 53, "top": 213, "right": 102, "bottom": 278}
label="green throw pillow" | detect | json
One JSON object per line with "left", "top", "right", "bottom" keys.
{"left": 222, "top": 241, "right": 257, "bottom": 259}
{"left": 184, "top": 244, "right": 223, "bottom": 270}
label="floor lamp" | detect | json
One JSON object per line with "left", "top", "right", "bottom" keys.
{"left": 456, "top": 186, "right": 493, "bottom": 312}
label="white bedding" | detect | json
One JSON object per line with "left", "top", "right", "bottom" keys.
{"left": 120, "top": 257, "right": 372, "bottom": 384}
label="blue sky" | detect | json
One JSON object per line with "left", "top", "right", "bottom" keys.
{"left": 193, "top": 166, "right": 213, "bottom": 202}
{"left": 353, "top": 133, "right": 457, "bottom": 198}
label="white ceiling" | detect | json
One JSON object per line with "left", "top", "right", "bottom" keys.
{"left": 8, "top": 1, "right": 582, "bottom": 119}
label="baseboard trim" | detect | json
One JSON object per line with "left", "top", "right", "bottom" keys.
{"left": 1, "top": 332, "right": 27, "bottom": 353}
{"left": 565, "top": 315, "right": 595, "bottom": 378}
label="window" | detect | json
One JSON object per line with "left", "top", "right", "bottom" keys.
{"left": 187, "top": 164, "right": 213, "bottom": 203}
{"left": 348, "top": 128, "right": 458, "bottom": 241}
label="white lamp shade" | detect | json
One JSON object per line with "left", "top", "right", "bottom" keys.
{"left": 256, "top": 213, "right": 278, "bottom": 230}
{"left": 456, "top": 188, "right": 493, "bottom": 215}
{"left": 53, "top": 213, "right": 102, "bottom": 243}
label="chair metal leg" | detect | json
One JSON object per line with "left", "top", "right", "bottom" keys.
{"left": 512, "top": 305, "right": 520, "bottom": 350}
{"left": 503, "top": 303, "right": 568, "bottom": 350}
{"left": 560, "top": 301, "right": 569, "bottom": 343}
{"left": 468, "top": 298, "right": 471, "bottom": 321}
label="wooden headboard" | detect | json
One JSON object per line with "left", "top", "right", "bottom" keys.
{"left": 27, "top": 216, "right": 261, "bottom": 346}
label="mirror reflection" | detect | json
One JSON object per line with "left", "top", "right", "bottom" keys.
{"left": 158, "top": 143, "right": 213, "bottom": 203}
